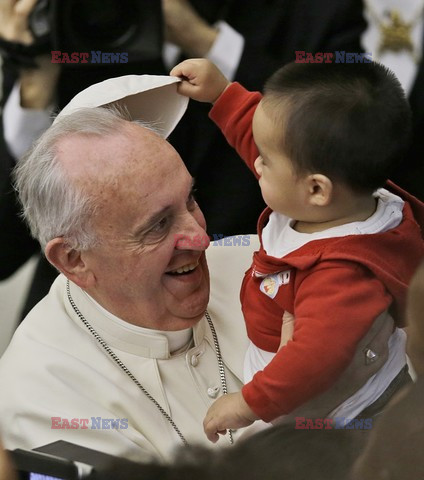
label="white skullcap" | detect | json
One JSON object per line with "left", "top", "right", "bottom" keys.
{"left": 55, "top": 75, "right": 188, "bottom": 138}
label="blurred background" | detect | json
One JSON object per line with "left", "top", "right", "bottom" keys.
{"left": 0, "top": 59, "right": 33, "bottom": 356}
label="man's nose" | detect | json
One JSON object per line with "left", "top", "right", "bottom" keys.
{"left": 174, "top": 214, "right": 210, "bottom": 251}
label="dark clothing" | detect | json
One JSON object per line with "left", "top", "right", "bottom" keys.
{"left": 393, "top": 59, "right": 424, "bottom": 200}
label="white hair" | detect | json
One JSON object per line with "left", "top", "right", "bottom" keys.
{"left": 13, "top": 105, "right": 158, "bottom": 252}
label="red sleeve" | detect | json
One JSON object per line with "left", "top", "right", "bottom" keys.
{"left": 242, "top": 261, "right": 393, "bottom": 422}
{"left": 209, "top": 82, "right": 262, "bottom": 177}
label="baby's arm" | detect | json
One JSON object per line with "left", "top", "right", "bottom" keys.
{"left": 203, "top": 392, "right": 258, "bottom": 443}
{"left": 244, "top": 263, "right": 393, "bottom": 422}
{"left": 202, "top": 314, "right": 300, "bottom": 443}
{"left": 204, "top": 308, "right": 394, "bottom": 443}
{"left": 171, "top": 59, "right": 261, "bottom": 172}
{"left": 170, "top": 58, "right": 230, "bottom": 103}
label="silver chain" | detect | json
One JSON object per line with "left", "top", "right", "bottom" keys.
{"left": 66, "top": 280, "right": 234, "bottom": 446}
{"left": 204, "top": 310, "right": 234, "bottom": 445}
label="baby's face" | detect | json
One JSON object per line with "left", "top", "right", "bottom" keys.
{"left": 252, "top": 100, "right": 306, "bottom": 219}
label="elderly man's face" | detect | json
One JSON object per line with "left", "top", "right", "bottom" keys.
{"left": 58, "top": 122, "right": 210, "bottom": 330}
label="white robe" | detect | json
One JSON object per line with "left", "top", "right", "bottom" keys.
{"left": 0, "top": 237, "right": 259, "bottom": 462}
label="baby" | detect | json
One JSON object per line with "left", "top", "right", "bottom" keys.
{"left": 171, "top": 59, "right": 424, "bottom": 441}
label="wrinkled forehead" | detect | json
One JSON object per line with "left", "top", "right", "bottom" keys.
{"left": 56, "top": 122, "right": 182, "bottom": 183}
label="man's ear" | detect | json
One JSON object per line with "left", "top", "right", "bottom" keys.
{"left": 45, "top": 237, "right": 95, "bottom": 289}
{"left": 305, "top": 174, "right": 333, "bottom": 207}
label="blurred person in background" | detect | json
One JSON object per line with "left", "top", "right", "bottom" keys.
{"left": 351, "top": 260, "right": 424, "bottom": 480}
{"left": 361, "top": 0, "right": 424, "bottom": 200}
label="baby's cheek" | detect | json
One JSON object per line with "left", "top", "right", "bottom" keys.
{"left": 254, "top": 157, "right": 262, "bottom": 176}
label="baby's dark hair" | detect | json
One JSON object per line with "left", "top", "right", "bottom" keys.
{"left": 263, "top": 61, "right": 412, "bottom": 193}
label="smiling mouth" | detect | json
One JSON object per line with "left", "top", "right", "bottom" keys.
{"left": 167, "top": 262, "right": 199, "bottom": 275}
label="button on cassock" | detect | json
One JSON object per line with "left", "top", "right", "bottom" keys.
{"left": 207, "top": 386, "right": 220, "bottom": 398}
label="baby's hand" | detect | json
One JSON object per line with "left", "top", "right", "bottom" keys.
{"left": 170, "top": 58, "right": 230, "bottom": 103}
{"left": 203, "top": 391, "right": 259, "bottom": 443}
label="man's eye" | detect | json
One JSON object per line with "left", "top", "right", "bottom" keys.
{"left": 151, "top": 217, "right": 169, "bottom": 233}
{"left": 140, "top": 217, "right": 171, "bottom": 246}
